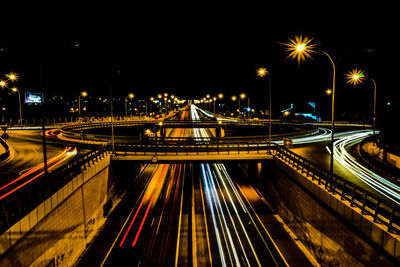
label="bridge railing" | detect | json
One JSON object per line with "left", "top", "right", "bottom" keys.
{"left": 274, "top": 146, "right": 400, "bottom": 233}
{"left": 0, "top": 145, "right": 110, "bottom": 235}
{"left": 114, "top": 141, "right": 277, "bottom": 155}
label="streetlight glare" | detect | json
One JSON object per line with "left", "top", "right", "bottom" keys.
{"left": 81, "top": 91, "right": 88, "bottom": 97}
{"left": 283, "top": 34, "right": 317, "bottom": 63}
{"left": 296, "top": 44, "right": 305, "bottom": 51}
{"left": 218, "top": 93, "right": 224, "bottom": 99}
{"left": 128, "top": 93, "right": 135, "bottom": 99}
{"left": 0, "top": 80, "right": 7, "bottom": 88}
{"left": 346, "top": 68, "right": 366, "bottom": 86}
{"left": 231, "top": 96, "right": 237, "bottom": 101}
{"left": 8, "top": 72, "right": 19, "bottom": 82}
{"left": 240, "top": 93, "right": 246, "bottom": 99}
{"left": 257, "top": 67, "right": 268, "bottom": 77}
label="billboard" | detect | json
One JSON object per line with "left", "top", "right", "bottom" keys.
{"left": 25, "top": 92, "right": 44, "bottom": 104}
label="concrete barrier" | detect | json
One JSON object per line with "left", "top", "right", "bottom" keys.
{"left": 274, "top": 157, "right": 400, "bottom": 261}
{"left": 0, "top": 154, "right": 111, "bottom": 266}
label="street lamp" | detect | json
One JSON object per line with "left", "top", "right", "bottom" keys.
{"left": 346, "top": 68, "right": 377, "bottom": 135}
{"left": 0, "top": 80, "right": 7, "bottom": 88}
{"left": 231, "top": 95, "right": 238, "bottom": 115}
{"left": 125, "top": 93, "right": 135, "bottom": 117}
{"left": 11, "top": 87, "right": 22, "bottom": 125}
{"left": 284, "top": 34, "right": 336, "bottom": 188}
{"left": 78, "top": 91, "right": 88, "bottom": 119}
{"left": 213, "top": 97, "right": 217, "bottom": 113}
{"left": 257, "top": 67, "right": 272, "bottom": 148}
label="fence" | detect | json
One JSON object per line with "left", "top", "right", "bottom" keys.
{"left": 274, "top": 145, "right": 400, "bottom": 233}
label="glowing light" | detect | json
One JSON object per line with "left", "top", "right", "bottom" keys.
{"left": 0, "top": 80, "right": 7, "bottom": 88}
{"left": 8, "top": 72, "right": 19, "bottom": 81}
{"left": 325, "top": 89, "right": 332, "bottom": 95}
{"left": 128, "top": 93, "right": 135, "bottom": 99}
{"left": 283, "top": 34, "right": 317, "bottom": 63}
{"left": 257, "top": 67, "right": 268, "bottom": 77}
{"left": 81, "top": 91, "right": 88, "bottom": 97}
{"left": 346, "top": 68, "right": 366, "bottom": 86}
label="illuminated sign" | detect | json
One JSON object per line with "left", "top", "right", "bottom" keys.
{"left": 25, "top": 92, "right": 44, "bottom": 104}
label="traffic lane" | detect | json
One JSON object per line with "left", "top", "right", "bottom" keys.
{"left": 290, "top": 142, "right": 384, "bottom": 198}
{"left": 1, "top": 130, "right": 88, "bottom": 179}
{"left": 77, "top": 163, "right": 158, "bottom": 267}
{"left": 139, "top": 164, "right": 185, "bottom": 266}
{"left": 225, "top": 163, "right": 314, "bottom": 266}
{"left": 200, "top": 163, "right": 285, "bottom": 266}
{"left": 104, "top": 119, "right": 190, "bottom": 265}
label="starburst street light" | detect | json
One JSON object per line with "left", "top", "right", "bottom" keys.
{"left": 257, "top": 67, "right": 268, "bottom": 77}
{"left": 283, "top": 34, "right": 317, "bottom": 64}
{"left": 257, "top": 67, "right": 272, "bottom": 148}
{"left": 0, "top": 80, "right": 7, "bottom": 88}
{"left": 345, "top": 68, "right": 366, "bottom": 86}
{"left": 346, "top": 68, "right": 377, "bottom": 135}
{"left": 283, "top": 34, "right": 336, "bottom": 189}
{"left": 7, "top": 72, "right": 19, "bottom": 82}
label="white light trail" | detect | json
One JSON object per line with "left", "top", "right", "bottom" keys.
{"left": 332, "top": 130, "right": 400, "bottom": 205}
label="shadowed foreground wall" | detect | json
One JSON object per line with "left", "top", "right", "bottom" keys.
{"left": 0, "top": 156, "right": 111, "bottom": 267}
{"left": 264, "top": 161, "right": 396, "bottom": 266}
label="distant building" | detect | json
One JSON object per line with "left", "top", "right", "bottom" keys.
{"left": 281, "top": 102, "right": 321, "bottom": 121}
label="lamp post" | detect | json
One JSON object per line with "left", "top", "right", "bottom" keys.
{"left": 283, "top": 34, "right": 336, "bottom": 188}
{"left": 39, "top": 42, "right": 80, "bottom": 175}
{"left": 346, "top": 69, "right": 377, "bottom": 135}
{"left": 11, "top": 87, "right": 22, "bottom": 125}
{"left": 78, "top": 91, "right": 87, "bottom": 119}
{"left": 218, "top": 93, "right": 224, "bottom": 114}
{"left": 213, "top": 97, "right": 217, "bottom": 113}
{"left": 125, "top": 93, "right": 135, "bottom": 117}
{"left": 239, "top": 93, "right": 246, "bottom": 118}
{"left": 257, "top": 67, "right": 272, "bottom": 148}
{"left": 231, "top": 95, "right": 237, "bottom": 116}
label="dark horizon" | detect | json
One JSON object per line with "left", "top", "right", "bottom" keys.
{"left": 0, "top": 6, "right": 398, "bottom": 125}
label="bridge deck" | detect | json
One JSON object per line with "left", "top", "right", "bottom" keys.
{"left": 112, "top": 151, "right": 273, "bottom": 162}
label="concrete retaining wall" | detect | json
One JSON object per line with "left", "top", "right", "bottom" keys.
{"left": 273, "top": 157, "right": 400, "bottom": 264}
{"left": 0, "top": 153, "right": 111, "bottom": 267}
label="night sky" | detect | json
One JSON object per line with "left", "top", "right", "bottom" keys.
{"left": 0, "top": 5, "right": 398, "bottom": 123}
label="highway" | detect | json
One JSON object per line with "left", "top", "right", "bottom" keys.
{"left": 79, "top": 106, "right": 312, "bottom": 266}
{"left": 290, "top": 128, "right": 400, "bottom": 206}
{"left": 0, "top": 129, "right": 86, "bottom": 199}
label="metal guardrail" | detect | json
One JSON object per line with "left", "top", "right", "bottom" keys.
{"left": 61, "top": 119, "right": 315, "bottom": 132}
{"left": 274, "top": 145, "right": 400, "bottom": 233}
{"left": 0, "top": 145, "right": 110, "bottom": 235}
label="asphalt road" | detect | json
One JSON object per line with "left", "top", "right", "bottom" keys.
{"left": 290, "top": 134, "right": 392, "bottom": 203}
{"left": 0, "top": 129, "right": 88, "bottom": 184}
{"left": 78, "top": 106, "right": 313, "bottom": 266}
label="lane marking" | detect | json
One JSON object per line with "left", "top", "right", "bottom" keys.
{"left": 236, "top": 182, "right": 289, "bottom": 267}
{"left": 174, "top": 166, "right": 185, "bottom": 267}
{"left": 192, "top": 174, "right": 198, "bottom": 267}
{"left": 199, "top": 176, "right": 213, "bottom": 266}
{"left": 100, "top": 165, "right": 154, "bottom": 267}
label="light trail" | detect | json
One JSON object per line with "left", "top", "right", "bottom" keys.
{"left": 331, "top": 130, "right": 400, "bottom": 205}
{"left": 192, "top": 104, "right": 283, "bottom": 266}
{"left": 0, "top": 146, "right": 77, "bottom": 200}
